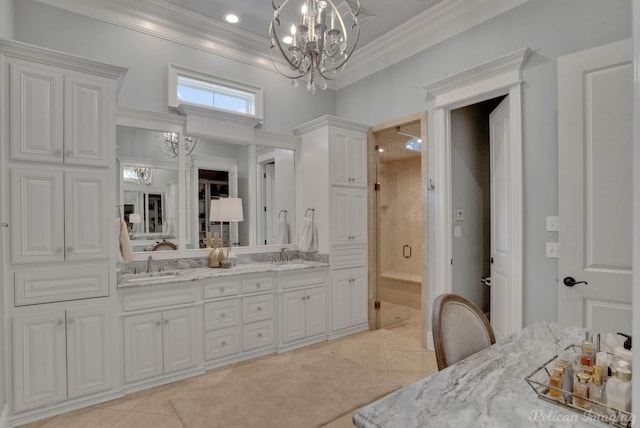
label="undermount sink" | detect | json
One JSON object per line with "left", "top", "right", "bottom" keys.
{"left": 121, "top": 271, "right": 181, "bottom": 283}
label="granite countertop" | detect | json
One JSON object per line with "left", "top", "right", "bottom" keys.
{"left": 353, "top": 322, "right": 621, "bottom": 428}
{"left": 117, "top": 260, "right": 329, "bottom": 288}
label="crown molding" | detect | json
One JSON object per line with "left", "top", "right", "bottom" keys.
{"left": 254, "top": 130, "right": 301, "bottom": 150}
{"left": 35, "top": 0, "right": 529, "bottom": 91}
{"left": 116, "top": 106, "right": 186, "bottom": 129}
{"left": 335, "top": 0, "right": 530, "bottom": 89}
{"left": 293, "top": 115, "right": 369, "bottom": 135}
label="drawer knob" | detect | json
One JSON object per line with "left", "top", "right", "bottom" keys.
{"left": 221, "top": 313, "right": 226, "bottom": 318}
{"left": 221, "top": 341, "right": 226, "bottom": 346}
{"left": 257, "top": 333, "right": 263, "bottom": 338}
{"left": 57, "top": 320, "right": 64, "bottom": 326}
{"left": 257, "top": 306, "right": 262, "bottom": 311}
{"left": 256, "top": 283, "right": 261, "bottom": 288}
{"left": 156, "top": 321, "right": 162, "bottom": 326}
{"left": 220, "top": 287, "right": 225, "bottom": 293}
{"left": 164, "top": 320, "right": 169, "bottom": 325}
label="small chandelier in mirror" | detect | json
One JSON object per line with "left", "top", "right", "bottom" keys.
{"left": 160, "top": 132, "right": 197, "bottom": 159}
{"left": 123, "top": 166, "right": 153, "bottom": 185}
{"left": 269, "top": 0, "right": 361, "bottom": 93}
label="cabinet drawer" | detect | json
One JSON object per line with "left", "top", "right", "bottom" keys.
{"left": 204, "top": 327, "right": 241, "bottom": 360}
{"left": 122, "top": 286, "right": 197, "bottom": 311}
{"left": 203, "top": 279, "right": 241, "bottom": 299}
{"left": 332, "top": 247, "right": 367, "bottom": 269}
{"left": 204, "top": 299, "right": 241, "bottom": 330}
{"left": 242, "top": 294, "right": 274, "bottom": 323}
{"left": 241, "top": 276, "right": 273, "bottom": 293}
{"left": 279, "top": 269, "right": 328, "bottom": 290}
{"left": 15, "top": 263, "right": 109, "bottom": 306}
{"left": 243, "top": 319, "right": 274, "bottom": 351}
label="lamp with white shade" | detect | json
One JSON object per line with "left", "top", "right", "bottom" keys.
{"left": 129, "top": 213, "right": 141, "bottom": 239}
{"left": 209, "top": 197, "right": 244, "bottom": 267}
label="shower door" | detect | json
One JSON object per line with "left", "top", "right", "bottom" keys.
{"left": 374, "top": 135, "right": 420, "bottom": 328}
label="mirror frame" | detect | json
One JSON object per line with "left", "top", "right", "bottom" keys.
{"left": 116, "top": 107, "right": 302, "bottom": 262}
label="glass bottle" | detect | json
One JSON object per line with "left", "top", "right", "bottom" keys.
{"left": 549, "top": 366, "right": 564, "bottom": 400}
{"left": 588, "top": 365, "right": 605, "bottom": 412}
{"left": 573, "top": 371, "right": 591, "bottom": 409}
{"left": 605, "top": 367, "right": 632, "bottom": 412}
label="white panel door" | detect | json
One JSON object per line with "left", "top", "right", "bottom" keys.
{"left": 13, "top": 311, "right": 67, "bottom": 412}
{"left": 330, "top": 129, "right": 350, "bottom": 186}
{"left": 281, "top": 289, "right": 306, "bottom": 344}
{"left": 11, "top": 168, "right": 64, "bottom": 264}
{"left": 349, "top": 189, "right": 367, "bottom": 245}
{"left": 10, "top": 61, "right": 64, "bottom": 163}
{"left": 331, "top": 271, "right": 351, "bottom": 331}
{"left": 124, "top": 313, "right": 163, "bottom": 383}
{"left": 163, "top": 308, "right": 198, "bottom": 374}
{"left": 305, "top": 286, "right": 327, "bottom": 337}
{"left": 66, "top": 306, "right": 112, "bottom": 398}
{"left": 64, "top": 171, "right": 110, "bottom": 260}
{"left": 331, "top": 188, "right": 351, "bottom": 246}
{"left": 349, "top": 268, "right": 368, "bottom": 326}
{"left": 489, "top": 97, "right": 511, "bottom": 341}
{"left": 64, "top": 73, "right": 111, "bottom": 167}
{"left": 558, "top": 39, "right": 633, "bottom": 332}
{"left": 346, "top": 132, "right": 367, "bottom": 187}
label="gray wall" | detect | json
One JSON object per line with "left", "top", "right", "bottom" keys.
{"left": 14, "top": 0, "right": 336, "bottom": 134}
{"left": 450, "top": 103, "right": 493, "bottom": 312}
{"left": 0, "top": 0, "right": 13, "bottom": 39}
{"left": 336, "top": 0, "right": 632, "bottom": 327}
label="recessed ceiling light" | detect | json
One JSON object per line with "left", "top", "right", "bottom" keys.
{"left": 224, "top": 13, "right": 240, "bottom": 24}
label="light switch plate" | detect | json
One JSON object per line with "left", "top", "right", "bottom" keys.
{"left": 454, "top": 226, "right": 462, "bottom": 237}
{"left": 456, "top": 209, "right": 464, "bottom": 221}
{"left": 546, "top": 242, "right": 559, "bottom": 258}
{"left": 546, "top": 216, "right": 560, "bottom": 232}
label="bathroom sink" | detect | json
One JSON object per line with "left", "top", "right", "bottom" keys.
{"left": 121, "top": 271, "right": 181, "bottom": 283}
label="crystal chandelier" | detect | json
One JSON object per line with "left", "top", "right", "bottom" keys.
{"left": 123, "top": 166, "right": 153, "bottom": 185}
{"left": 161, "top": 132, "right": 197, "bottom": 159}
{"left": 269, "top": 0, "right": 360, "bottom": 93}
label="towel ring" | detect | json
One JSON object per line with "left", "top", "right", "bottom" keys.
{"left": 279, "top": 210, "right": 287, "bottom": 220}
{"left": 305, "top": 208, "right": 315, "bottom": 220}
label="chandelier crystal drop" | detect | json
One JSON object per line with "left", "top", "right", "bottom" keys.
{"left": 160, "top": 132, "right": 197, "bottom": 159}
{"left": 269, "top": 0, "right": 360, "bottom": 92}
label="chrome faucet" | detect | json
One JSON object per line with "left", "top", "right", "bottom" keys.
{"left": 146, "top": 255, "right": 153, "bottom": 273}
{"left": 279, "top": 248, "right": 290, "bottom": 263}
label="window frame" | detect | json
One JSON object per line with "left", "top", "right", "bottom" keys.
{"left": 168, "top": 64, "right": 264, "bottom": 121}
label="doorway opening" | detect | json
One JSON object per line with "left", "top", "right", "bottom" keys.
{"left": 369, "top": 113, "right": 428, "bottom": 344}
{"left": 450, "top": 96, "right": 505, "bottom": 324}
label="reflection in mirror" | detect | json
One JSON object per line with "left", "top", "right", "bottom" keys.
{"left": 117, "top": 126, "right": 178, "bottom": 252}
{"left": 187, "top": 140, "right": 249, "bottom": 249}
{"left": 256, "top": 146, "right": 296, "bottom": 246}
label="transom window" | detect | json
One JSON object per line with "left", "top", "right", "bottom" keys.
{"left": 168, "top": 65, "right": 263, "bottom": 120}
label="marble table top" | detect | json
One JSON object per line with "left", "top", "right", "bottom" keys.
{"left": 353, "top": 322, "right": 622, "bottom": 428}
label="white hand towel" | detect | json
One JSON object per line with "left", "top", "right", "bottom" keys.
{"left": 117, "top": 219, "right": 134, "bottom": 263}
{"left": 298, "top": 217, "right": 318, "bottom": 252}
{"left": 276, "top": 217, "right": 289, "bottom": 245}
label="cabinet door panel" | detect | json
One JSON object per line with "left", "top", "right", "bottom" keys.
{"left": 331, "top": 272, "right": 351, "bottom": 332}
{"left": 349, "top": 189, "right": 368, "bottom": 245}
{"left": 67, "top": 306, "right": 112, "bottom": 398}
{"left": 330, "top": 130, "right": 349, "bottom": 186}
{"left": 331, "top": 188, "right": 351, "bottom": 245}
{"left": 350, "top": 268, "right": 368, "bottom": 326}
{"left": 64, "top": 74, "right": 111, "bottom": 166}
{"left": 124, "top": 313, "right": 163, "bottom": 383}
{"left": 11, "top": 168, "right": 64, "bottom": 264}
{"left": 305, "top": 287, "right": 327, "bottom": 337}
{"left": 64, "top": 171, "right": 110, "bottom": 260}
{"left": 163, "top": 308, "right": 198, "bottom": 374}
{"left": 281, "top": 290, "right": 306, "bottom": 344}
{"left": 347, "top": 133, "right": 367, "bottom": 186}
{"left": 13, "top": 311, "right": 66, "bottom": 412}
{"left": 10, "top": 61, "right": 64, "bottom": 163}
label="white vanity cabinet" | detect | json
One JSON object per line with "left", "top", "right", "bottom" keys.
{"left": 330, "top": 267, "right": 368, "bottom": 333}
{"left": 123, "top": 307, "right": 200, "bottom": 383}
{"left": 330, "top": 127, "right": 367, "bottom": 187}
{"left": 278, "top": 268, "right": 328, "bottom": 351}
{"left": 10, "top": 167, "right": 111, "bottom": 264}
{"left": 9, "top": 60, "right": 114, "bottom": 167}
{"left": 13, "top": 306, "right": 112, "bottom": 412}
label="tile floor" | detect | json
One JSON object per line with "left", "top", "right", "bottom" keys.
{"left": 20, "top": 309, "right": 435, "bottom": 428}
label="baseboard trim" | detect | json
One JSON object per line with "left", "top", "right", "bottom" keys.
{"left": 0, "top": 402, "right": 9, "bottom": 428}
{"left": 426, "top": 331, "right": 434, "bottom": 351}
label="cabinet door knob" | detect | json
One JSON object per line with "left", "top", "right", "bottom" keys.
{"left": 67, "top": 318, "right": 74, "bottom": 324}
{"left": 65, "top": 150, "right": 73, "bottom": 157}
{"left": 1, "top": 222, "right": 8, "bottom": 228}
{"left": 220, "top": 287, "right": 225, "bottom": 293}
{"left": 66, "top": 247, "right": 73, "bottom": 253}
{"left": 257, "top": 333, "right": 263, "bottom": 338}
{"left": 54, "top": 149, "right": 62, "bottom": 157}
{"left": 57, "top": 319, "right": 64, "bottom": 326}
{"left": 156, "top": 321, "right": 162, "bottom": 326}
{"left": 56, "top": 248, "right": 63, "bottom": 254}
{"left": 221, "top": 341, "right": 226, "bottom": 346}
{"left": 257, "top": 306, "right": 262, "bottom": 311}
{"left": 221, "top": 313, "right": 226, "bottom": 318}
{"left": 164, "top": 320, "right": 169, "bottom": 325}
{"left": 256, "top": 283, "right": 261, "bottom": 288}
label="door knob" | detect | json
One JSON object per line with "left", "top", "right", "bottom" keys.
{"left": 563, "top": 276, "right": 588, "bottom": 287}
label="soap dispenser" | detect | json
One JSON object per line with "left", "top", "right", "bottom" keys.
{"left": 615, "top": 333, "right": 632, "bottom": 367}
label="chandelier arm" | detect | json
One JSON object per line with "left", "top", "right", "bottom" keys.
{"left": 269, "top": 47, "right": 309, "bottom": 80}
{"left": 315, "top": 29, "right": 359, "bottom": 81}
{"left": 269, "top": 22, "right": 308, "bottom": 73}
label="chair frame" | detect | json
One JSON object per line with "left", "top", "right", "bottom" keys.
{"left": 432, "top": 293, "right": 496, "bottom": 370}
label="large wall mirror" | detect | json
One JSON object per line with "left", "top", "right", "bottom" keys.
{"left": 117, "top": 125, "right": 179, "bottom": 252}
{"left": 256, "top": 145, "right": 296, "bottom": 246}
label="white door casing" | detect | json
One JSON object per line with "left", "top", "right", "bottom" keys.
{"left": 558, "top": 38, "right": 633, "bottom": 332}
{"left": 489, "top": 97, "right": 512, "bottom": 341}
{"left": 426, "top": 48, "right": 529, "bottom": 347}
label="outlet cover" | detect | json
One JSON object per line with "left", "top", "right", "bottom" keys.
{"left": 456, "top": 209, "right": 464, "bottom": 221}
{"left": 546, "top": 216, "right": 560, "bottom": 232}
{"left": 546, "top": 242, "right": 560, "bottom": 258}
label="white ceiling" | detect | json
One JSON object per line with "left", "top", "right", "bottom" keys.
{"left": 161, "top": 0, "right": 444, "bottom": 48}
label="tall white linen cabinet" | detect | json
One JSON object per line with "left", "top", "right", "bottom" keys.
{"left": 0, "top": 39, "right": 127, "bottom": 423}
{"left": 294, "top": 116, "right": 369, "bottom": 339}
